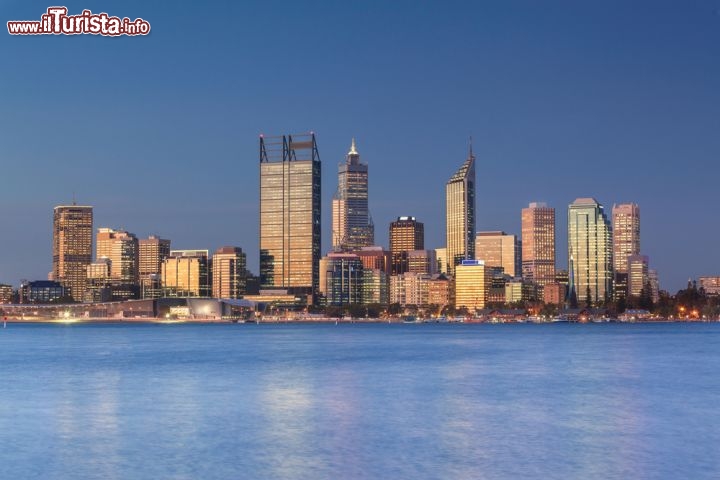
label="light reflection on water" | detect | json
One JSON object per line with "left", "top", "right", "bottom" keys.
{"left": 0, "top": 323, "right": 719, "bottom": 479}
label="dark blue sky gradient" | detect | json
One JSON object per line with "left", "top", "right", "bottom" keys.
{"left": 1, "top": 0, "right": 719, "bottom": 291}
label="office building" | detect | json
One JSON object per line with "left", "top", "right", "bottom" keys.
{"left": 627, "top": 254, "right": 649, "bottom": 298}
{"left": 543, "top": 282, "right": 566, "bottom": 306}
{"left": 161, "top": 250, "right": 211, "bottom": 297}
{"left": 354, "top": 246, "right": 391, "bottom": 275}
{"left": 454, "top": 260, "right": 490, "bottom": 311}
{"left": 568, "top": 198, "right": 613, "bottom": 305}
{"left": 407, "top": 249, "right": 437, "bottom": 275}
{"left": 521, "top": 202, "right": 555, "bottom": 286}
{"left": 612, "top": 203, "right": 640, "bottom": 299}
{"left": 52, "top": 204, "right": 93, "bottom": 302}
{"left": 435, "top": 247, "right": 448, "bottom": 275}
{"left": 361, "top": 269, "right": 389, "bottom": 306}
{"left": 699, "top": 277, "right": 720, "bottom": 296}
{"left": 475, "top": 231, "right": 521, "bottom": 278}
{"left": 259, "top": 133, "right": 321, "bottom": 300}
{"left": 96, "top": 228, "right": 139, "bottom": 284}
{"left": 319, "top": 252, "right": 363, "bottom": 306}
{"left": 212, "top": 246, "right": 247, "bottom": 299}
{"left": 389, "top": 216, "right": 424, "bottom": 275}
{"left": 446, "top": 144, "right": 476, "bottom": 276}
{"left": 331, "top": 138, "right": 374, "bottom": 251}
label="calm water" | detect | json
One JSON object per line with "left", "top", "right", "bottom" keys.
{"left": 0, "top": 323, "right": 719, "bottom": 479}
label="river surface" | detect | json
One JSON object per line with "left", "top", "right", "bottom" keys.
{"left": 0, "top": 322, "right": 718, "bottom": 479}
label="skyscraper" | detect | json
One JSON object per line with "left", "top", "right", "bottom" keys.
{"left": 612, "top": 203, "right": 640, "bottom": 299}
{"left": 139, "top": 235, "right": 171, "bottom": 278}
{"left": 96, "top": 228, "right": 139, "bottom": 284}
{"left": 389, "top": 216, "right": 424, "bottom": 275}
{"left": 521, "top": 202, "right": 556, "bottom": 286}
{"left": 259, "top": 133, "right": 321, "bottom": 301}
{"left": 475, "top": 231, "right": 521, "bottom": 278}
{"left": 568, "top": 198, "right": 613, "bottom": 305}
{"left": 331, "top": 138, "right": 374, "bottom": 251}
{"left": 53, "top": 204, "right": 93, "bottom": 302}
{"left": 454, "top": 260, "right": 490, "bottom": 311}
{"left": 627, "top": 254, "right": 649, "bottom": 298}
{"left": 212, "top": 246, "right": 247, "bottom": 299}
{"left": 446, "top": 144, "right": 475, "bottom": 276}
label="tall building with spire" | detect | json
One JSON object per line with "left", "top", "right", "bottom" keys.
{"left": 568, "top": 198, "right": 613, "bottom": 305}
{"left": 259, "top": 133, "right": 321, "bottom": 301}
{"left": 445, "top": 142, "right": 476, "bottom": 276}
{"left": 53, "top": 203, "right": 93, "bottom": 302}
{"left": 332, "top": 138, "right": 374, "bottom": 252}
{"left": 521, "top": 202, "right": 556, "bottom": 286}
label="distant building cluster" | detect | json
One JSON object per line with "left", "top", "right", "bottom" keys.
{"left": 2, "top": 132, "right": 691, "bottom": 316}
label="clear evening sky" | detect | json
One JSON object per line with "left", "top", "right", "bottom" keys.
{"left": 1, "top": 0, "right": 719, "bottom": 291}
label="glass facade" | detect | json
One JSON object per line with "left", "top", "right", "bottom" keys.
{"left": 446, "top": 149, "right": 476, "bottom": 276}
{"left": 568, "top": 198, "right": 613, "bottom": 305}
{"left": 96, "top": 228, "right": 139, "bottom": 284}
{"left": 53, "top": 205, "right": 93, "bottom": 302}
{"left": 161, "top": 250, "right": 210, "bottom": 297}
{"left": 320, "top": 253, "right": 363, "bottom": 306}
{"left": 260, "top": 134, "right": 321, "bottom": 299}
{"left": 475, "top": 231, "right": 521, "bottom": 278}
{"left": 212, "top": 246, "right": 247, "bottom": 299}
{"left": 389, "top": 217, "right": 424, "bottom": 275}
{"left": 332, "top": 139, "right": 374, "bottom": 251}
{"left": 454, "top": 260, "right": 489, "bottom": 311}
{"left": 521, "top": 202, "right": 556, "bottom": 286}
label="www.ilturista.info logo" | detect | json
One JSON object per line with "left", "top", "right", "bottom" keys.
{"left": 7, "top": 7, "right": 150, "bottom": 36}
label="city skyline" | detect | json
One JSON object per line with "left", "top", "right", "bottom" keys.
{"left": 2, "top": 1, "right": 720, "bottom": 291}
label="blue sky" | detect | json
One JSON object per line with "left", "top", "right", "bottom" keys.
{"left": 1, "top": 0, "right": 719, "bottom": 291}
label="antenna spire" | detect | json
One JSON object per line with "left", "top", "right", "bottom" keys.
{"left": 348, "top": 137, "right": 358, "bottom": 156}
{"left": 468, "top": 136, "right": 473, "bottom": 158}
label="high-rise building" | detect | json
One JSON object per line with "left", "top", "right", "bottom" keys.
{"left": 331, "top": 138, "right": 374, "bottom": 251}
{"left": 627, "top": 254, "right": 649, "bottom": 298}
{"left": 389, "top": 216, "right": 424, "bottom": 275}
{"left": 53, "top": 204, "right": 93, "bottom": 302}
{"left": 389, "top": 272, "right": 432, "bottom": 307}
{"left": 648, "top": 269, "right": 660, "bottom": 303}
{"left": 445, "top": 145, "right": 475, "bottom": 276}
{"left": 612, "top": 203, "right": 640, "bottom": 299}
{"left": 568, "top": 198, "right": 613, "bottom": 305}
{"left": 138, "top": 235, "right": 171, "bottom": 299}
{"left": 475, "top": 231, "right": 521, "bottom": 278}
{"left": 212, "top": 246, "right": 247, "bottom": 299}
{"left": 361, "top": 269, "right": 389, "bottom": 306}
{"left": 259, "top": 133, "right": 321, "bottom": 301}
{"left": 161, "top": 250, "right": 210, "bottom": 297}
{"left": 699, "top": 277, "right": 720, "bottom": 296}
{"left": 454, "top": 260, "right": 490, "bottom": 311}
{"left": 139, "top": 236, "right": 171, "bottom": 278}
{"left": 319, "top": 252, "right": 363, "bottom": 306}
{"left": 96, "top": 228, "right": 139, "bottom": 284}
{"left": 521, "top": 202, "right": 555, "bottom": 286}
{"left": 543, "top": 283, "right": 566, "bottom": 306}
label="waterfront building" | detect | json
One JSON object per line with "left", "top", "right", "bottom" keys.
{"left": 427, "top": 274, "right": 451, "bottom": 308}
{"left": 612, "top": 203, "right": 641, "bottom": 299}
{"left": 53, "top": 204, "right": 93, "bottom": 302}
{"left": 407, "top": 249, "right": 437, "bottom": 275}
{"left": 354, "top": 246, "right": 391, "bottom": 275}
{"left": 96, "top": 228, "right": 139, "bottom": 284}
{"left": 627, "top": 254, "right": 649, "bottom": 298}
{"left": 212, "top": 246, "right": 247, "bottom": 299}
{"left": 389, "top": 216, "right": 424, "bottom": 275}
{"left": 699, "top": 277, "right": 720, "bottom": 296}
{"left": 568, "top": 198, "right": 613, "bottom": 305}
{"left": 361, "top": 269, "right": 389, "bottom": 306}
{"left": 390, "top": 272, "right": 432, "bottom": 307}
{"left": 331, "top": 138, "right": 374, "bottom": 251}
{"left": 454, "top": 260, "right": 490, "bottom": 311}
{"left": 259, "top": 133, "right": 321, "bottom": 300}
{"left": 19, "top": 280, "right": 65, "bottom": 304}
{"left": 319, "top": 252, "right": 363, "bottom": 307}
{"left": 0, "top": 284, "right": 13, "bottom": 304}
{"left": 161, "top": 250, "right": 211, "bottom": 297}
{"left": 521, "top": 202, "right": 556, "bottom": 286}
{"left": 85, "top": 258, "right": 112, "bottom": 303}
{"left": 475, "top": 231, "right": 521, "bottom": 278}
{"left": 435, "top": 247, "right": 448, "bottom": 275}
{"left": 445, "top": 145, "right": 476, "bottom": 276}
